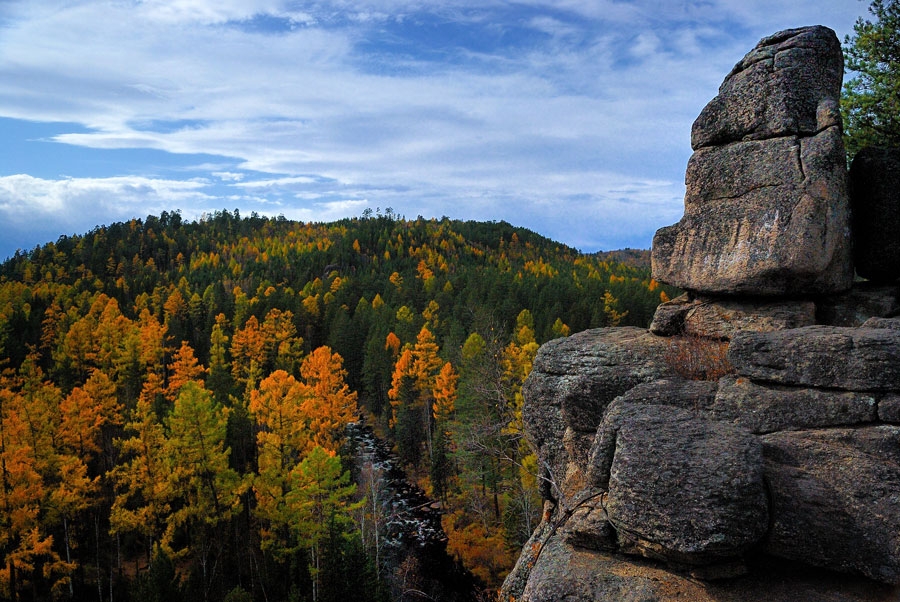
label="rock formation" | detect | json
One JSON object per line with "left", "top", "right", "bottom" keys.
{"left": 651, "top": 26, "right": 853, "bottom": 296}
{"left": 501, "top": 25, "right": 900, "bottom": 602}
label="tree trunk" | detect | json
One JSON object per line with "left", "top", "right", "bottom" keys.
{"left": 95, "top": 514, "right": 103, "bottom": 602}
{"left": 9, "top": 558, "right": 16, "bottom": 602}
{"left": 64, "top": 517, "right": 74, "bottom": 598}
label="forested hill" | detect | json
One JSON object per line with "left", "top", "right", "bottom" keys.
{"left": 0, "top": 210, "right": 677, "bottom": 601}
{"left": 1, "top": 210, "right": 671, "bottom": 372}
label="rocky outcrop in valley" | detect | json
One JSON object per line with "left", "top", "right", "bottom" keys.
{"left": 501, "top": 25, "right": 900, "bottom": 602}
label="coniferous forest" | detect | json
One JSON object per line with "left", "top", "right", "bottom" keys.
{"left": 0, "top": 209, "right": 677, "bottom": 601}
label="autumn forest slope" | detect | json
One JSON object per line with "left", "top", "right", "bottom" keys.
{"left": 0, "top": 210, "right": 676, "bottom": 601}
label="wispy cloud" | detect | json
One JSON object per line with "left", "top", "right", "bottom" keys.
{"left": 0, "top": 0, "right": 867, "bottom": 260}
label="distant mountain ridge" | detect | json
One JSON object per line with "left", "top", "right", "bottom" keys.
{"left": 591, "top": 248, "right": 651, "bottom": 269}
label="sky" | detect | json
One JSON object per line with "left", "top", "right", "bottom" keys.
{"left": 0, "top": 0, "right": 869, "bottom": 261}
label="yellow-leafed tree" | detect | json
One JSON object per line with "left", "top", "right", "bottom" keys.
{"left": 299, "top": 346, "right": 358, "bottom": 453}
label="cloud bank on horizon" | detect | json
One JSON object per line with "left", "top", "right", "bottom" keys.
{"left": 0, "top": 0, "right": 865, "bottom": 260}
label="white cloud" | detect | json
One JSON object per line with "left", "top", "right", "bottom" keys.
{"left": 630, "top": 32, "right": 662, "bottom": 59}
{"left": 235, "top": 176, "right": 320, "bottom": 188}
{"left": 0, "top": 174, "right": 212, "bottom": 227}
{"left": 136, "top": 0, "right": 290, "bottom": 24}
{"left": 278, "top": 199, "right": 371, "bottom": 222}
{"left": 212, "top": 171, "right": 245, "bottom": 182}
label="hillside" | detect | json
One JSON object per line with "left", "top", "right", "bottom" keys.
{"left": 0, "top": 210, "right": 676, "bottom": 601}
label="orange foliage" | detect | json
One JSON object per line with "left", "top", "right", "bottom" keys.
{"left": 432, "top": 362, "right": 457, "bottom": 424}
{"left": 251, "top": 370, "right": 309, "bottom": 462}
{"left": 167, "top": 341, "right": 207, "bottom": 401}
{"left": 412, "top": 327, "right": 443, "bottom": 390}
{"left": 385, "top": 331, "right": 401, "bottom": 356}
{"left": 231, "top": 315, "right": 266, "bottom": 384}
{"left": 416, "top": 260, "right": 434, "bottom": 281}
{"left": 443, "top": 511, "right": 516, "bottom": 588}
{"left": 388, "top": 348, "right": 415, "bottom": 414}
{"left": 299, "top": 346, "right": 358, "bottom": 453}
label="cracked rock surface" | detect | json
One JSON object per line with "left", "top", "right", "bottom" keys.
{"left": 651, "top": 26, "right": 852, "bottom": 296}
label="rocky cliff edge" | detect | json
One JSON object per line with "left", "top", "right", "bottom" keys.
{"left": 500, "top": 25, "right": 900, "bottom": 602}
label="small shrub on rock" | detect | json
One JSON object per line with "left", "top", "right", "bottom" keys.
{"left": 664, "top": 335, "right": 734, "bottom": 381}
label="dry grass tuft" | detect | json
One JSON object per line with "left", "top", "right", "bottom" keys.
{"left": 664, "top": 334, "right": 734, "bottom": 381}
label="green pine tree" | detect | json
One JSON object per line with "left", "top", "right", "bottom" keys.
{"left": 842, "top": 0, "right": 900, "bottom": 157}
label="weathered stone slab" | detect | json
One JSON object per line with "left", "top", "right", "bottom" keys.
{"left": 587, "top": 379, "right": 720, "bottom": 488}
{"left": 652, "top": 126, "right": 852, "bottom": 296}
{"left": 649, "top": 293, "right": 816, "bottom": 338}
{"left": 515, "top": 536, "right": 723, "bottom": 602}
{"left": 762, "top": 427, "right": 900, "bottom": 583}
{"left": 505, "top": 535, "right": 896, "bottom": 602}
{"left": 648, "top": 293, "right": 692, "bottom": 336}
{"left": 728, "top": 325, "right": 900, "bottom": 391}
{"left": 850, "top": 146, "right": 900, "bottom": 283}
{"left": 692, "top": 26, "right": 843, "bottom": 149}
{"left": 591, "top": 402, "right": 767, "bottom": 566}
{"left": 522, "top": 327, "right": 673, "bottom": 502}
{"left": 562, "top": 496, "right": 616, "bottom": 552}
{"left": 712, "top": 376, "right": 877, "bottom": 433}
{"left": 817, "top": 284, "right": 900, "bottom": 326}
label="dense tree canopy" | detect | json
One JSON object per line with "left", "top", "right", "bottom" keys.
{"left": 842, "top": 0, "right": 900, "bottom": 157}
{"left": 0, "top": 210, "right": 676, "bottom": 600}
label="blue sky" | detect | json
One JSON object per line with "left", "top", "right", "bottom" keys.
{"left": 0, "top": 0, "right": 867, "bottom": 261}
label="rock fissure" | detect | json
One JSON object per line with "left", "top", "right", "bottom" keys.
{"left": 701, "top": 182, "right": 784, "bottom": 203}
{"left": 795, "top": 139, "right": 807, "bottom": 182}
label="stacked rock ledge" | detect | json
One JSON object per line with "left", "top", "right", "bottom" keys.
{"left": 501, "top": 24, "right": 900, "bottom": 602}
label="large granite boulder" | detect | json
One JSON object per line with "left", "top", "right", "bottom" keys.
{"left": 522, "top": 328, "right": 673, "bottom": 503}
{"left": 728, "top": 325, "right": 900, "bottom": 390}
{"left": 691, "top": 26, "right": 843, "bottom": 147}
{"left": 850, "top": 146, "right": 900, "bottom": 283}
{"left": 503, "top": 327, "right": 900, "bottom": 599}
{"left": 502, "top": 24, "right": 900, "bottom": 602}
{"left": 651, "top": 26, "right": 853, "bottom": 296}
{"left": 586, "top": 379, "right": 720, "bottom": 488}
{"left": 763, "top": 427, "right": 900, "bottom": 583}
{"left": 596, "top": 404, "right": 768, "bottom": 567}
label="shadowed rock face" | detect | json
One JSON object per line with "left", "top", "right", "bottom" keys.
{"left": 850, "top": 146, "right": 900, "bottom": 283}
{"left": 600, "top": 404, "right": 769, "bottom": 566}
{"left": 514, "top": 536, "right": 896, "bottom": 602}
{"left": 651, "top": 26, "right": 853, "bottom": 296}
{"left": 503, "top": 327, "right": 900, "bottom": 601}
{"left": 521, "top": 328, "right": 674, "bottom": 504}
{"left": 763, "top": 427, "right": 900, "bottom": 584}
